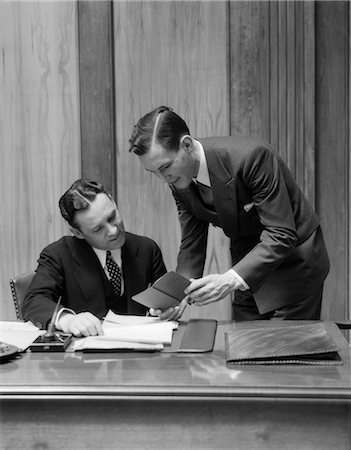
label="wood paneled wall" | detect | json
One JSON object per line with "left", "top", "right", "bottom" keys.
{"left": 315, "top": 1, "right": 349, "bottom": 320}
{"left": 230, "top": 1, "right": 315, "bottom": 202}
{"left": 113, "top": 1, "right": 232, "bottom": 320}
{"left": 0, "top": 1, "right": 80, "bottom": 319}
{"left": 1, "top": 1, "right": 349, "bottom": 323}
{"left": 78, "top": 0, "right": 116, "bottom": 196}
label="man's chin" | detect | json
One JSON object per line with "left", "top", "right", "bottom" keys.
{"left": 170, "top": 179, "right": 190, "bottom": 190}
{"left": 108, "top": 234, "right": 126, "bottom": 250}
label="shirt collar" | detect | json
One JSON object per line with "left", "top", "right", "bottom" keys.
{"left": 93, "top": 247, "right": 122, "bottom": 268}
{"left": 194, "top": 140, "right": 211, "bottom": 187}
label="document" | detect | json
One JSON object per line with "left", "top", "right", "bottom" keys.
{"left": 0, "top": 321, "right": 45, "bottom": 351}
{"left": 72, "top": 313, "right": 176, "bottom": 352}
{"left": 104, "top": 310, "right": 162, "bottom": 325}
{"left": 132, "top": 271, "right": 190, "bottom": 310}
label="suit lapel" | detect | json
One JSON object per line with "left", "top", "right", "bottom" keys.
{"left": 69, "top": 238, "right": 107, "bottom": 303}
{"left": 201, "top": 141, "right": 238, "bottom": 239}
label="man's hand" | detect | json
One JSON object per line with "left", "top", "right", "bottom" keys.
{"left": 184, "top": 271, "right": 245, "bottom": 306}
{"left": 58, "top": 311, "right": 103, "bottom": 337}
{"left": 149, "top": 296, "right": 189, "bottom": 321}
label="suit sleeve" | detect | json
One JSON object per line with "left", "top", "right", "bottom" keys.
{"left": 22, "top": 243, "right": 65, "bottom": 328}
{"left": 233, "top": 145, "right": 298, "bottom": 292}
{"left": 171, "top": 189, "right": 209, "bottom": 279}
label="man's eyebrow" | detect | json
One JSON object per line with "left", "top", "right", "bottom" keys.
{"left": 146, "top": 162, "right": 170, "bottom": 173}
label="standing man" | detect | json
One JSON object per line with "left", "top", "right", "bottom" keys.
{"left": 129, "top": 106, "right": 330, "bottom": 321}
{"left": 22, "top": 179, "right": 167, "bottom": 336}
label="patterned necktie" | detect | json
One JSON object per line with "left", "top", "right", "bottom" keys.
{"left": 106, "top": 250, "right": 122, "bottom": 297}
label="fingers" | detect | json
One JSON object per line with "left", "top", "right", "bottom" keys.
{"left": 184, "top": 277, "right": 207, "bottom": 295}
{"left": 158, "top": 306, "right": 180, "bottom": 321}
{"left": 66, "top": 313, "right": 103, "bottom": 337}
{"left": 149, "top": 308, "right": 162, "bottom": 317}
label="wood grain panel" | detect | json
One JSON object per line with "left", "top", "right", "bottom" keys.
{"left": 303, "top": 1, "right": 316, "bottom": 206}
{"left": 316, "top": 2, "right": 349, "bottom": 321}
{"left": 0, "top": 1, "right": 80, "bottom": 320}
{"left": 268, "top": 1, "right": 315, "bottom": 204}
{"left": 113, "top": 1, "right": 231, "bottom": 320}
{"left": 230, "top": 0, "right": 270, "bottom": 139}
{"left": 78, "top": 0, "right": 116, "bottom": 196}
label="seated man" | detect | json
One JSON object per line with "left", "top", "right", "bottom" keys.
{"left": 22, "top": 179, "right": 167, "bottom": 337}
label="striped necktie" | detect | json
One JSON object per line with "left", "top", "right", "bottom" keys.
{"left": 106, "top": 250, "right": 122, "bottom": 297}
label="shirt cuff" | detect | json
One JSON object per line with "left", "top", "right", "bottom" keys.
{"left": 229, "top": 269, "right": 250, "bottom": 291}
{"left": 55, "top": 307, "right": 76, "bottom": 330}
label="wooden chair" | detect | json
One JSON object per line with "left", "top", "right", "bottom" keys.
{"left": 9, "top": 271, "right": 35, "bottom": 320}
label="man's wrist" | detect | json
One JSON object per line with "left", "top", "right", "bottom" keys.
{"left": 227, "top": 269, "right": 249, "bottom": 291}
{"left": 57, "top": 310, "right": 75, "bottom": 333}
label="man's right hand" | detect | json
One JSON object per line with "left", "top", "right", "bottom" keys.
{"left": 58, "top": 311, "right": 103, "bottom": 337}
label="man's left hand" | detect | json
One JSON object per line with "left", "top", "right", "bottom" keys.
{"left": 149, "top": 296, "right": 189, "bottom": 321}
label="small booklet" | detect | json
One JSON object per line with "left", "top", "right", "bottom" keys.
{"left": 225, "top": 322, "right": 343, "bottom": 365}
{"left": 132, "top": 271, "right": 190, "bottom": 310}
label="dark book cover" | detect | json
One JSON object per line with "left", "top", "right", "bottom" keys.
{"left": 132, "top": 271, "right": 190, "bottom": 310}
{"left": 225, "top": 322, "right": 342, "bottom": 365}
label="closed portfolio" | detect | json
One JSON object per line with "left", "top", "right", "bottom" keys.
{"left": 225, "top": 321, "right": 342, "bottom": 365}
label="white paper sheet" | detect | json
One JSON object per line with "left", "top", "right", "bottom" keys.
{"left": 0, "top": 321, "right": 45, "bottom": 351}
{"left": 73, "top": 337, "right": 163, "bottom": 351}
{"left": 71, "top": 312, "right": 176, "bottom": 351}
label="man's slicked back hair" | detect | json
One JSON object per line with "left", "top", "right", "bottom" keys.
{"left": 129, "top": 106, "right": 190, "bottom": 155}
{"left": 59, "top": 179, "right": 110, "bottom": 229}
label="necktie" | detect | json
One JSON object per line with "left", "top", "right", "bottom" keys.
{"left": 196, "top": 181, "right": 214, "bottom": 205}
{"left": 106, "top": 250, "right": 122, "bottom": 297}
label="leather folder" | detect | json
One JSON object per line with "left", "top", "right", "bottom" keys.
{"left": 225, "top": 322, "right": 342, "bottom": 365}
{"left": 178, "top": 319, "right": 217, "bottom": 353}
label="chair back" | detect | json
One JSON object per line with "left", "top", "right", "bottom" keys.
{"left": 9, "top": 271, "right": 35, "bottom": 320}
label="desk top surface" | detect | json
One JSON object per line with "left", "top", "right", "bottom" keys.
{"left": 1, "top": 320, "right": 350, "bottom": 402}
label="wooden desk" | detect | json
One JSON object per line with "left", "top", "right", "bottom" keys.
{"left": 1, "top": 321, "right": 351, "bottom": 449}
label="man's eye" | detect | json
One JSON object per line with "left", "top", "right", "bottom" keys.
{"left": 93, "top": 227, "right": 101, "bottom": 233}
{"left": 160, "top": 164, "right": 171, "bottom": 172}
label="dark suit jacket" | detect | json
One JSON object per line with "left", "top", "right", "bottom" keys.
{"left": 172, "top": 136, "right": 330, "bottom": 314}
{"left": 22, "top": 232, "right": 167, "bottom": 328}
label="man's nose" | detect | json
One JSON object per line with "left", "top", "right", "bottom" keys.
{"left": 155, "top": 170, "right": 170, "bottom": 183}
{"left": 107, "top": 223, "right": 118, "bottom": 235}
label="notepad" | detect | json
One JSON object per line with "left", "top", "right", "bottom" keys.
{"left": 132, "top": 271, "right": 190, "bottom": 310}
{"left": 225, "top": 322, "right": 343, "bottom": 365}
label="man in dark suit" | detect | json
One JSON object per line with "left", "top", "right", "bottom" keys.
{"left": 129, "top": 106, "right": 330, "bottom": 321}
{"left": 22, "top": 179, "right": 167, "bottom": 336}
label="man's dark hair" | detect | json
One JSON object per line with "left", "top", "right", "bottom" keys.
{"left": 129, "top": 106, "right": 190, "bottom": 155}
{"left": 59, "top": 179, "right": 110, "bottom": 228}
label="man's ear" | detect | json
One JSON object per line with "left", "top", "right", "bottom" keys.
{"left": 180, "top": 135, "right": 194, "bottom": 153}
{"left": 70, "top": 226, "right": 84, "bottom": 240}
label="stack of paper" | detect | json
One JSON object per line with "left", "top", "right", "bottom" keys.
{"left": 0, "top": 321, "right": 45, "bottom": 351}
{"left": 72, "top": 311, "right": 177, "bottom": 352}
